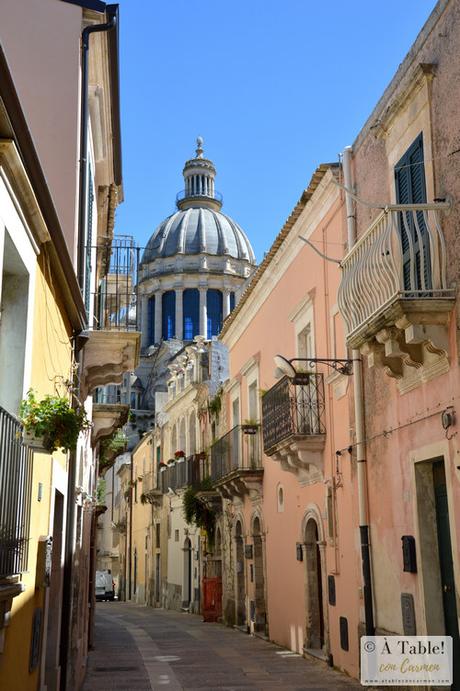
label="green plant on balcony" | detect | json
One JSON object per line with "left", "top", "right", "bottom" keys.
{"left": 99, "top": 429, "right": 128, "bottom": 475}
{"left": 182, "top": 477, "right": 215, "bottom": 546}
{"left": 19, "top": 389, "right": 91, "bottom": 453}
{"left": 96, "top": 478, "right": 106, "bottom": 506}
{"left": 208, "top": 390, "right": 222, "bottom": 419}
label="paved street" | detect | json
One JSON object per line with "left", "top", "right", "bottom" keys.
{"left": 82, "top": 602, "right": 363, "bottom": 690}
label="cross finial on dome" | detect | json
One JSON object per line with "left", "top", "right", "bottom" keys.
{"left": 196, "top": 136, "right": 204, "bottom": 158}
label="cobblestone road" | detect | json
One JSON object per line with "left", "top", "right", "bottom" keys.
{"left": 82, "top": 602, "right": 363, "bottom": 690}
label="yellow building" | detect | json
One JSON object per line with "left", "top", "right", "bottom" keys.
{"left": 0, "top": 2, "right": 139, "bottom": 690}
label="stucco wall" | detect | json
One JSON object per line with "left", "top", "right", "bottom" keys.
{"left": 0, "top": 0, "right": 81, "bottom": 256}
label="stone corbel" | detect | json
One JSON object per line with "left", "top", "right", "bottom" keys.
{"left": 361, "top": 340, "right": 403, "bottom": 378}
{"left": 376, "top": 327, "right": 424, "bottom": 369}
{"left": 399, "top": 321, "right": 449, "bottom": 358}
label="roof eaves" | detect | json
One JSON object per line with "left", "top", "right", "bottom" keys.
{"left": 219, "top": 163, "right": 339, "bottom": 339}
{"left": 60, "top": 0, "right": 107, "bottom": 12}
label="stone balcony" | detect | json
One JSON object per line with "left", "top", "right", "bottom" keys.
{"left": 210, "top": 425, "right": 263, "bottom": 500}
{"left": 338, "top": 204, "right": 455, "bottom": 384}
{"left": 262, "top": 375, "right": 326, "bottom": 482}
{"left": 80, "top": 241, "right": 141, "bottom": 400}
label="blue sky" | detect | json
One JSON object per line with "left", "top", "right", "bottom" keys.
{"left": 115, "top": 0, "right": 436, "bottom": 261}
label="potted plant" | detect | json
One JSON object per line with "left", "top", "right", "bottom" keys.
{"left": 19, "top": 390, "right": 91, "bottom": 453}
{"left": 175, "top": 450, "right": 185, "bottom": 462}
{"left": 242, "top": 419, "right": 259, "bottom": 435}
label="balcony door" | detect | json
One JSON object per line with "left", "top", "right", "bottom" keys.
{"left": 395, "top": 133, "right": 431, "bottom": 292}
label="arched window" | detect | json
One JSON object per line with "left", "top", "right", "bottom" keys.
{"left": 162, "top": 291, "right": 176, "bottom": 340}
{"left": 147, "top": 295, "right": 155, "bottom": 344}
{"left": 183, "top": 289, "right": 199, "bottom": 340}
{"left": 207, "top": 289, "right": 223, "bottom": 337}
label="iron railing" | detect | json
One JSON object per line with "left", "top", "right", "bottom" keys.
{"left": 88, "top": 236, "right": 140, "bottom": 331}
{"left": 210, "top": 425, "right": 262, "bottom": 483}
{"left": 262, "top": 375, "right": 325, "bottom": 454}
{"left": 338, "top": 204, "right": 454, "bottom": 340}
{"left": 0, "top": 407, "right": 34, "bottom": 578}
{"left": 93, "top": 387, "right": 126, "bottom": 405}
{"left": 160, "top": 454, "right": 208, "bottom": 494}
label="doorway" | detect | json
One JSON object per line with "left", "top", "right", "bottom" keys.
{"left": 304, "top": 518, "right": 324, "bottom": 650}
{"left": 235, "top": 521, "right": 245, "bottom": 626}
{"left": 252, "top": 517, "right": 267, "bottom": 634}
{"left": 416, "top": 458, "right": 460, "bottom": 689}
{"left": 183, "top": 537, "right": 192, "bottom": 608}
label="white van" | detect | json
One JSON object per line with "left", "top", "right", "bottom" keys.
{"left": 95, "top": 570, "right": 115, "bottom": 601}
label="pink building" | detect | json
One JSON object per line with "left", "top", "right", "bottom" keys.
{"left": 217, "top": 164, "right": 361, "bottom": 677}
{"left": 338, "top": 0, "right": 460, "bottom": 683}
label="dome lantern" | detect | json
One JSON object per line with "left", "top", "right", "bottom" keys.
{"left": 176, "top": 137, "right": 223, "bottom": 212}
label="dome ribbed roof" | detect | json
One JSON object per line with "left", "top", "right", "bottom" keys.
{"left": 141, "top": 207, "right": 255, "bottom": 264}
{"left": 141, "top": 139, "right": 256, "bottom": 267}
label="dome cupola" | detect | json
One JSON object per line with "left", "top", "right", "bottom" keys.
{"left": 138, "top": 139, "right": 256, "bottom": 346}
{"left": 176, "top": 137, "right": 222, "bottom": 212}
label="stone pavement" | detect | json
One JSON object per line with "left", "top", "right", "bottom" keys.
{"left": 82, "top": 602, "right": 363, "bottom": 690}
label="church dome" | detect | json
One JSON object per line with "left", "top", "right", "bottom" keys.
{"left": 141, "top": 138, "right": 255, "bottom": 267}
{"left": 142, "top": 207, "right": 255, "bottom": 264}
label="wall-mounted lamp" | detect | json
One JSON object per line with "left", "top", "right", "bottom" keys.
{"left": 274, "top": 354, "right": 354, "bottom": 384}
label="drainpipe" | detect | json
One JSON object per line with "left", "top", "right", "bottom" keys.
{"left": 77, "top": 9, "right": 117, "bottom": 291}
{"left": 342, "top": 146, "right": 375, "bottom": 636}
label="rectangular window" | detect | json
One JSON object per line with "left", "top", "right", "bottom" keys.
{"left": 156, "top": 523, "right": 160, "bottom": 548}
{"left": 297, "top": 325, "right": 312, "bottom": 361}
{"left": 248, "top": 381, "right": 258, "bottom": 421}
{"left": 395, "top": 133, "right": 430, "bottom": 291}
{"left": 84, "top": 166, "right": 94, "bottom": 314}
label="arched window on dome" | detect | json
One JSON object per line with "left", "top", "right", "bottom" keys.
{"left": 230, "top": 292, "right": 236, "bottom": 312}
{"left": 207, "top": 290, "right": 223, "bottom": 337}
{"left": 183, "top": 289, "right": 199, "bottom": 341}
{"left": 148, "top": 296, "right": 155, "bottom": 344}
{"left": 162, "top": 291, "right": 176, "bottom": 340}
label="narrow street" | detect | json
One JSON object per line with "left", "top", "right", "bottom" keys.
{"left": 82, "top": 603, "right": 362, "bottom": 691}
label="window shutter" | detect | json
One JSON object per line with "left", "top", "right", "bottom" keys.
{"left": 395, "top": 134, "right": 430, "bottom": 291}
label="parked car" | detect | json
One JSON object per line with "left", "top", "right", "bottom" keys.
{"left": 95, "top": 570, "right": 115, "bottom": 601}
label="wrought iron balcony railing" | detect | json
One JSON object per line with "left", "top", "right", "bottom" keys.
{"left": 0, "top": 407, "right": 33, "bottom": 578}
{"left": 87, "top": 238, "right": 140, "bottom": 331}
{"left": 338, "top": 204, "right": 454, "bottom": 346}
{"left": 262, "top": 374, "right": 325, "bottom": 455}
{"left": 160, "top": 454, "right": 207, "bottom": 494}
{"left": 210, "top": 425, "right": 262, "bottom": 484}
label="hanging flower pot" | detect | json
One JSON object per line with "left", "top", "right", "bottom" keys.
{"left": 22, "top": 430, "right": 46, "bottom": 450}
{"left": 19, "top": 389, "right": 91, "bottom": 453}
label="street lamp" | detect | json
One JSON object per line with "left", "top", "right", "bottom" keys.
{"left": 274, "top": 354, "right": 354, "bottom": 384}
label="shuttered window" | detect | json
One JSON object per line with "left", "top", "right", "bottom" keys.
{"left": 394, "top": 133, "right": 431, "bottom": 291}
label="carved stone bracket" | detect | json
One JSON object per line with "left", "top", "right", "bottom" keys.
{"left": 269, "top": 435, "right": 325, "bottom": 482}
{"left": 214, "top": 468, "right": 263, "bottom": 502}
{"left": 360, "top": 307, "right": 451, "bottom": 381}
{"left": 91, "top": 403, "right": 129, "bottom": 446}
{"left": 80, "top": 330, "right": 140, "bottom": 400}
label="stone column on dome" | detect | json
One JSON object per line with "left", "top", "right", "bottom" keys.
{"left": 175, "top": 287, "right": 183, "bottom": 340}
{"left": 199, "top": 287, "right": 207, "bottom": 339}
{"left": 154, "top": 290, "right": 162, "bottom": 343}
{"left": 223, "top": 289, "right": 231, "bottom": 319}
{"left": 141, "top": 295, "right": 149, "bottom": 348}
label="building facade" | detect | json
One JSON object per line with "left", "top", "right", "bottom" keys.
{"left": 0, "top": 2, "right": 139, "bottom": 690}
